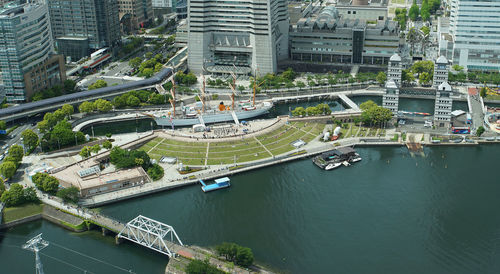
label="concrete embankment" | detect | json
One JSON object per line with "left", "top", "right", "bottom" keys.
{"left": 0, "top": 204, "right": 86, "bottom": 232}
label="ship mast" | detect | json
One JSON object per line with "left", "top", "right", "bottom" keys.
{"left": 229, "top": 71, "right": 236, "bottom": 110}
{"left": 252, "top": 76, "right": 266, "bottom": 107}
{"left": 169, "top": 79, "right": 176, "bottom": 117}
{"left": 200, "top": 74, "right": 206, "bottom": 113}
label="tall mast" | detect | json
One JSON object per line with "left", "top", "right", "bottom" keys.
{"left": 230, "top": 71, "right": 236, "bottom": 110}
{"left": 169, "top": 79, "right": 176, "bottom": 116}
{"left": 201, "top": 74, "right": 206, "bottom": 113}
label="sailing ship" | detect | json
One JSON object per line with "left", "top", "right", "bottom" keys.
{"left": 150, "top": 72, "right": 272, "bottom": 127}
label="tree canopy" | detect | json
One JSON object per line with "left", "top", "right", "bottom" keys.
{"left": 409, "top": 0, "right": 420, "bottom": 21}
{"left": 215, "top": 242, "right": 254, "bottom": 268}
{"left": 32, "top": 173, "right": 60, "bottom": 195}
{"left": 0, "top": 183, "right": 38, "bottom": 207}
{"left": 109, "top": 147, "right": 151, "bottom": 170}
{"left": 56, "top": 186, "right": 80, "bottom": 204}
{"left": 360, "top": 100, "right": 393, "bottom": 125}
{"left": 88, "top": 80, "right": 108, "bottom": 90}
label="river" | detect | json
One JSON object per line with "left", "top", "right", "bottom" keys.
{"left": 2, "top": 145, "right": 500, "bottom": 273}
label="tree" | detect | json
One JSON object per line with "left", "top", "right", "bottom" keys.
{"left": 296, "top": 81, "right": 306, "bottom": 89}
{"left": 61, "top": 104, "right": 74, "bottom": 119}
{"left": 88, "top": 79, "right": 107, "bottom": 90}
{"left": 186, "top": 259, "right": 224, "bottom": 274}
{"left": 56, "top": 186, "right": 80, "bottom": 204}
{"left": 91, "top": 144, "right": 101, "bottom": 155}
{"left": 480, "top": 87, "right": 487, "bottom": 97}
{"left": 360, "top": 100, "right": 377, "bottom": 111}
{"left": 429, "top": 0, "right": 441, "bottom": 14}
{"left": 1, "top": 183, "right": 26, "bottom": 206}
{"left": 129, "top": 57, "right": 142, "bottom": 69}
{"left": 376, "top": 72, "right": 387, "bottom": 85}
{"left": 79, "top": 101, "right": 95, "bottom": 114}
{"left": 452, "top": 64, "right": 464, "bottom": 72}
{"left": 402, "top": 69, "right": 415, "bottom": 84}
{"left": 79, "top": 146, "right": 91, "bottom": 158}
{"left": 63, "top": 80, "right": 77, "bottom": 93}
{"left": 127, "top": 95, "right": 141, "bottom": 107}
{"left": 141, "top": 68, "right": 154, "bottom": 78}
{"left": 235, "top": 246, "right": 254, "bottom": 268}
{"left": 394, "top": 8, "right": 408, "bottom": 30}
{"left": 409, "top": 0, "right": 420, "bottom": 21}
{"left": 32, "top": 173, "right": 59, "bottom": 194}
{"left": 281, "top": 68, "right": 296, "bottom": 81}
{"left": 419, "top": 72, "right": 432, "bottom": 85}
{"left": 291, "top": 107, "right": 306, "bottom": 117}
{"left": 94, "top": 99, "right": 113, "bottom": 112}
{"left": 22, "top": 129, "right": 39, "bottom": 152}
{"left": 145, "top": 52, "right": 153, "bottom": 59}
{"left": 0, "top": 161, "right": 17, "bottom": 179}
{"left": 183, "top": 72, "right": 198, "bottom": 86}
{"left": 316, "top": 103, "right": 332, "bottom": 115}
{"left": 420, "top": 26, "right": 430, "bottom": 36}
{"left": 0, "top": 120, "right": 6, "bottom": 130}
{"left": 147, "top": 164, "right": 164, "bottom": 181}
{"left": 421, "top": 0, "right": 431, "bottom": 21}
{"left": 476, "top": 126, "right": 485, "bottom": 137}
{"left": 103, "top": 140, "right": 113, "bottom": 150}
{"left": 9, "top": 145, "right": 24, "bottom": 163}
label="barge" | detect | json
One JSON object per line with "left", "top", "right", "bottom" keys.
{"left": 313, "top": 147, "right": 361, "bottom": 170}
{"left": 199, "top": 177, "right": 231, "bottom": 192}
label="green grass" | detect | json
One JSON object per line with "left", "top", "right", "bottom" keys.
{"left": 3, "top": 203, "right": 43, "bottom": 223}
{"left": 139, "top": 123, "right": 324, "bottom": 165}
{"left": 486, "top": 94, "right": 500, "bottom": 101}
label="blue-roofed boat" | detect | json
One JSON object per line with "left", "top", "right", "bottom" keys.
{"left": 199, "top": 177, "right": 231, "bottom": 192}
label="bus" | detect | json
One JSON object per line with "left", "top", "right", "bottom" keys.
{"left": 451, "top": 127, "right": 470, "bottom": 134}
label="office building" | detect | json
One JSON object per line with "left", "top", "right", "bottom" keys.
{"left": 433, "top": 56, "right": 449, "bottom": 88}
{"left": 449, "top": 0, "right": 500, "bottom": 71}
{"left": 187, "top": 0, "right": 289, "bottom": 75}
{"left": 387, "top": 53, "right": 402, "bottom": 86}
{"left": 176, "top": 0, "right": 186, "bottom": 20}
{"left": 335, "top": 0, "right": 388, "bottom": 21}
{"left": 382, "top": 79, "right": 399, "bottom": 113}
{"left": 434, "top": 82, "right": 453, "bottom": 128}
{"left": 0, "top": 2, "right": 65, "bottom": 102}
{"left": 119, "top": 0, "right": 153, "bottom": 33}
{"left": 289, "top": 7, "right": 399, "bottom": 66}
{"left": 47, "top": 0, "right": 120, "bottom": 61}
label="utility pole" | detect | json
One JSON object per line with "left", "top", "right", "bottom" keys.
{"left": 22, "top": 233, "right": 49, "bottom": 274}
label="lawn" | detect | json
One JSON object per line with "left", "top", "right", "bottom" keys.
{"left": 3, "top": 203, "right": 43, "bottom": 223}
{"left": 139, "top": 123, "right": 324, "bottom": 165}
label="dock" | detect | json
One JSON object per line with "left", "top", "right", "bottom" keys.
{"left": 199, "top": 177, "right": 231, "bottom": 192}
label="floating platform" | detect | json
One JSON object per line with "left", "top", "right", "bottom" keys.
{"left": 199, "top": 177, "right": 231, "bottom": 192}
{"left": 406, "top": 142, "right": 423, "bottom": 152}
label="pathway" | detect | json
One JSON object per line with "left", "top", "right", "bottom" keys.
{"left": 338, "top": 94, "right": 361, "bottom": 111}
{"left": 148, "top": 138, "right": 165, "bottom": 153}
{"left": 204, "top": 143, "right": 210, "bottom": 166}
{"left": 254, "top": 136, "right": 274, "bottom": 157}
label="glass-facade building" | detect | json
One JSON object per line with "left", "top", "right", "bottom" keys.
{"left": 449, "top": 0, "right": 500, "bottom": 71}
{"left": 0, "top": 2, "right": 65, "bottom": 102}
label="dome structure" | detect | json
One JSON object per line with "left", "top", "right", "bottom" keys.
{"left": 438, "top": 81, "right": 452, "bottom": 91}
{"left": 389, "top": 53, "right": 401, "bottom": 62}
{"left": 436, "top": 56, "right": 448, "bottom": 64}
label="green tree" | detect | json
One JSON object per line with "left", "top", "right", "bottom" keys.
{"left": 1, "top": 183, "right": 26, "bottom": 206}
{"left": 0, "top": 161, "right": 17, "bottom": 179}
{"left": 91, "top": 144, "right": 101, "bottom": 155}
{"left": 409, "top": 0, "right": 420, "bottom": 21}
{"left": 402, "top": 69, "right": 415, "bottom": 84}
{"left": 102, "top": 140, "right": 113, "bottom": 150}
{"left": 94, "top": 99, "right": 113, "bottom": 112}
{"left": 376, "top": 72, "right": 387, "bottom": 85}
{"left": 281, "top": 68, "right": 296, "bottom": 81}
{"left": 235, "top": 246, "right": 254, "bottom": 268}
{"left": 147, "top": 164, "right": 164, "bottom": 181}
{"left": 79, "top": 146, "right": 91, "bottom": 158}
{"left": 476, "top": 126, "right": 485, "bottom": 137}
{"left": 360, "top": 100, "right": 377, "bottom": 111}
{"left": 56, "top": 186, "right": 80, "bottom": 204}
{"left": 0, "top": 120, "right": 6, "bottom": 130}
{"left": 129, "top": 57, "right": 142, "bottom": 69}
{"left": 420, "top": 26, "right": 430, "bottom": 36}
{"left": 452, "top": 64, "right": 464, "bottom": 72}
{"left": 22, "top": 129, "right": 39, "bottom": 152}
{"left": 419, "top": 72, "right": 432, "bottom": 85}
{"left": 32, "top": 173, "right": 59, "bottom": 194}
{"left": 9, "top": 145, "right": 24, "bottom": 162}
{"left": 395, "top": 8, "right": 408, "bottom": 30}
{"left": 291, "top": 106, "right": 306, "bottom": 117}
{"left": 145, "top": 52, "right": 153, "bottom": 59}
{"left": 79, "top": 101, "right": 95, "bottom": 113}
{"left": 296, "top": 81, "right": 306, "bottom": 89}
{"left": 63, "top": 80, "right": 77, "bottom": 93}
{"left": 183, "top": 72, "right": 198, "bottom": 86}
{"left": 61, "top": 104, "right": 74, "bottom": 119}
{"left": 88, "top": 79, "right": 107, "bottom": 90}
{"left": 186, "top": 259, "right": 224, "bottom": 274}
{"left": 480, "top": 87, "right": 487, "bottom": 97}
{"left": 421, "top": 0, "right": 431, "bottom": 21}
{"left": 127, "top": 95, "right": 141, "bottom": 107}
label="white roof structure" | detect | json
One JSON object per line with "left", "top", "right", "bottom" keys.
{"left": 389, "top": 53, "right": 401, "bottom": 62}
{"left": 438, "top": 81, "right": 452, "bottom": 91}
{"left": 436, "top": 55, "right": 448, "bottom": 64}
{"left": 451, "top": 110, "right": 466, "bottom": 117}
{"left": 385, "top": 79, "right": 398, "bottom": 89}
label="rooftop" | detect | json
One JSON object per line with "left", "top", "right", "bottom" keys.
{"left": 390, "top": 53, "right": 401, "bottom": 62}
{"left": 436, "top": 56, "right": 448, "bottom": 64}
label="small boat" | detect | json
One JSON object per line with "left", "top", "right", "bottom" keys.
{"left": 199, "top": 177, "right": 231, "bottom": 192}
{"left": 350, "top": 157, "right": 362, "bottom": 163}
{"left": 342, "top": 161, "right": 351, "bottom": 167}
{"left": 325, "top": 162, "right": 342, "bottom": 170}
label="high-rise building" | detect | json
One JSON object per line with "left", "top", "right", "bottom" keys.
{"left": 118, "top": 0, "right": 153, "bottom": 33}
{"left": 434, "top": 82, "right": 453, "bottom": 128}
{"left": 433, "top": 56, "right": 449, "bottom": 88}
{"left": 387, "top": 54, "right": 402, "bottom": 87}
{"left": 0, "top": 1, "right": 65, "bottom": 102}
{"left": 187, "top": 0, "right": 289, "bottom": 75}
{"left": 449, "top": 0, "right": 500, "bottom": 71}
{"left": 47, "top": 0, "right": 120, "bottom": 61}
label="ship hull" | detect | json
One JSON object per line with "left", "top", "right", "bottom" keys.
{"left": 154, "top": 106, "right": 272, "bottom": 127}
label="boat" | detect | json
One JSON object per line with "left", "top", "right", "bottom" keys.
{"left": 199, "top": 177, "right": 231, "bottom": 192}
{"left": 342, "top": 161, "right": 351, "bottom": 167}
{"left": 350, "top": 156, "right": 362, "bottom": 163}
{"left": 151, "top": 71, "right": 273, "bottom": 127}
{"left": 325, "top": 162, "right": 342, "bottom": 170}
{"left": 153, "top": 102, "right": 273, "bottom": 127}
